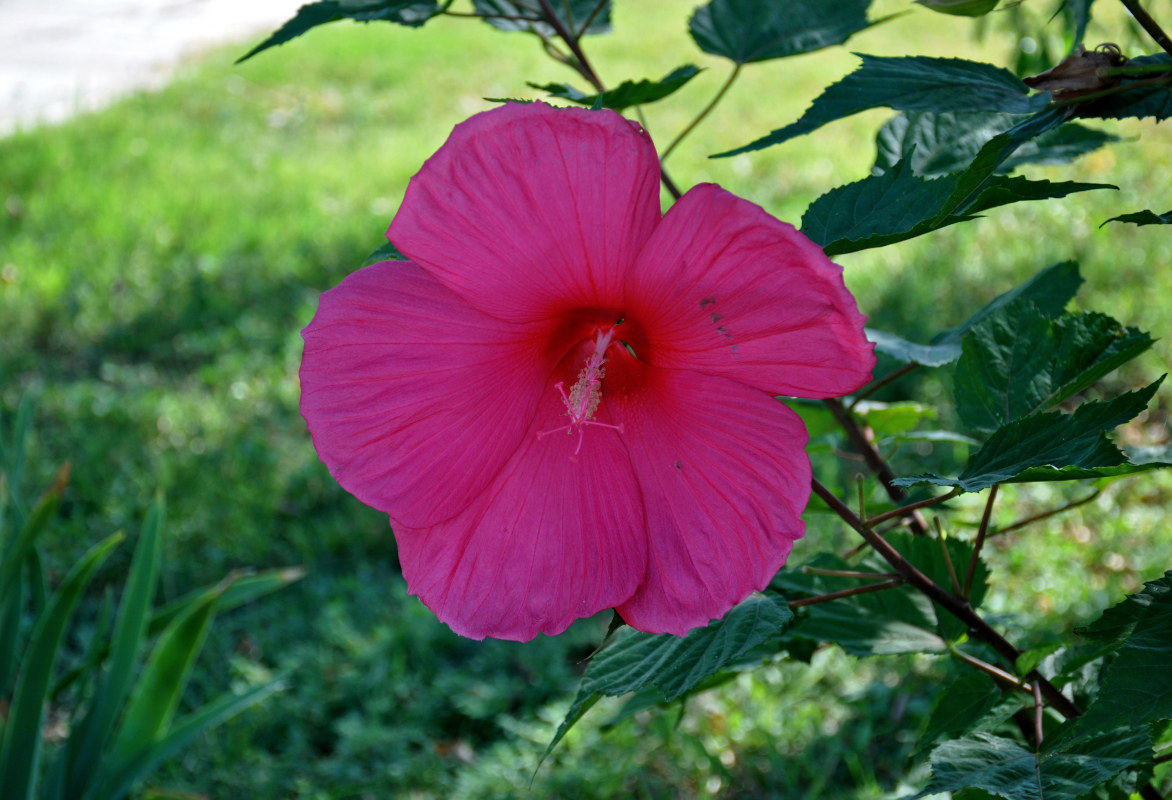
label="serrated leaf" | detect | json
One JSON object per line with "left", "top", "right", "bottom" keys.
{"left": 875, "top": 111, "right": 1117, "bottom": 178}
{"left": 866, "top": 328, "right": 963, "bottom": 366}
{"left": 528, "top": 65, "right": 701, "bottom": 112}
{"left": 895, "top": 378, "right": 1164, "bottom": 492}
{"left": 236, "top": 1, "right": 442, "bottom": 63}
{"left": 361, "top": 240, "right": 408, "bottom": 266}
{"left": 472, "top": 0, "right": 611, "bottom": 37}
{"left": 801, "top": 155, "right": 1110, "bottom": 256}
{"left": 688, "top": 0, "right": 874, "bottom": 65}
{"left": 1079, "top": 54, "right": 1172, "bottom": 122}
{"left": 1067, "top": 573, "right": 1172, "bottom": 739}
{"left": 543, "top": 594, "right": 792, "bottom": 760}
{"left": 920, "top": 672, "right": 1002, "bottom": 750}
{"left": 953, "top": 302, "right": 1152, "bottom": 433}
{"left": 717, "top": 54, "right": 1048, "bottom": 156}
{"left": 1102, "top": 209, "right": 1172, "bottom": 227}
{"left": 933, "top": 261, "right": 1083, "bottom": 344}
{"left": 915, "top": 726, "right": 1152, "bottom": 800}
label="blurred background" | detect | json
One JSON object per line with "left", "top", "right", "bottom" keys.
{"left": 1, "top": 0, "right": 1170, "bottom": 797}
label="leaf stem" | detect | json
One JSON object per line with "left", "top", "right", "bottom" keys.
{"left": 1048, "top": 73, "right": 1172, "bottom": 107}
{"left": 935, "top": 518, "right": 964, "bottom": 597}
{"left": 1119, "top": 0, "right": 1172, "bottom": 58}
{"left": 801, "top": 567, "right": 901, "bottom": 580}
{"left": 963, "top": 483, "right": 999, "bottom": 599}
{"left": 992, "top": 489, "right": 1100, "bottom": 537}
{"left": 1033, "top": 680, "right": 1045, "bottom": 746}
{"left": 865, "top": 488, "right": 960, "bottom": 528}
{"left": 535, "top": 0, "right": 605, "bottom": 91}
{"left": 849, "top": 363, "right": 921, "bottom": 409}
{"left": 950, "top": 645, "right": 1032, "bottom": 693}
{"left": 661, "top": 63, "right": 742, "bottom": 162}
{"left": 577, "top": 0, "right": 609, "bottom": 38}
{"left": 787, "top": 578, "right": 905, "bottom": 609}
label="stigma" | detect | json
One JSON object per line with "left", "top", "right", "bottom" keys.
{"left": 537, "top": 327, "right": 625, "bottom": 459}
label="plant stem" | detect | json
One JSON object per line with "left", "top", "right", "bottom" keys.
{"left": 802, "top": 567, "right": 900, "bottom": 580}
{"left": 1120, "top": 0, "right": 1172, "bottom": 58}
{"left": 661, "top": 63, "right": 742, "bottom": 161}
{"left": 577, "top": 0, "right": 609, "bottom": 37}
{"left": 964, "top": 483, "right": 999, "bottom": 599}
{"left": 810, "top": 478, "right": 1081, "bottom": 719}
{"left": 1049, "top": 73, "right": 1172, "bottom": 107}
{"left": 536, "top": 0, "right": 605, "bottom": 91}
{"left": 865, "top": 488, "right": 960, "bottom": 528}
{"left": 788, "top": 578, "right": 905, "bottom": 608}
{"left": 950, "top": 645, "right": 1032, "bottom": 693}
{"left": 936, "top": 518, "right": 964, "bottom": 596}
{"left": 1033, "top": 680, "right": 1045, "bottom": 746}
{"left": 992, "top": 489, "right": 1100, "bottom": 537}
{"left": 850, "top": 363, "right": 920, "bottom": 409}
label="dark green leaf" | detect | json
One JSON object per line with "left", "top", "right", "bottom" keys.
{"left": 915, "top": 0, "right": 999, "bottom": 16}
{"left": 361, "top": 240, "right": 408, "bottom": 267}
{"left": 953, "top": 302, "right": 1152, "bottom": 433}
{"left": 1102, "top": 209, "right": 1172, "bottom": 227}
{"left": 802, "top": 156, "right": 1110, "bottom": 256}
{"left": 896, "top": 378, "right": 1164, "bottom": 492}
{"left": 688, "top": 0, "right": 873, "bottom": 65}
{"left": 1065, "top": 0, "right": 1096, "bottom": 45}
{"left": 543, "top": 594, "right": 793, "bottom": 759}
{"left": 875, "top": 111, "right": 1116, "bottom": 178}
{"left": 919, "top": 672, "right": 1002, "bottom": 750}
{"left": 1078, "top": 54, "right": 1172, "bottom": 123}
{"left": 717, "top": 54, "right": 1047, "bottom": 156}
{"left": 0, "top": 532, "right": 123, "bottom": 800}
{"left": 1068, "top": 573, "right": 1172, "bottom": 739}
{"left": 528, "top": 65, "right": 701, "bottom": 112}
{"left": 932, "top": 261, "right": 1083, "bottom": 344}
{"left": 237, "top": 1, "right": 443, "bottom": 63}
{"left": 472, "top": 0, "right": 611, "bottom": 37}
{"left": 866, "top": 329, "right": 962, "bottom": 367}
{"left": 915, "top": 725, "right": 1152, "bottom": 800}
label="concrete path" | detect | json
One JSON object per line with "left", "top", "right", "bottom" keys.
{"left": 0, "top": 0, "right": 297, "bottom": 135}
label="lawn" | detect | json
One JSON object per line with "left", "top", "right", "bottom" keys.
{"left": 2, "top": 1, "right": 1170, "bottom": 797}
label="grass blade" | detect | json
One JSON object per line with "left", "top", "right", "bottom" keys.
{"left": 0, "top": 463, "right": 70, "bottom": 603}
{"left": 0, "top": 531, "right": 124, "bottom": 800}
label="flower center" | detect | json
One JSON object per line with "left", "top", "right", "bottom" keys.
{"left": 537, "top": 327, "right": 625, "bottom": 460}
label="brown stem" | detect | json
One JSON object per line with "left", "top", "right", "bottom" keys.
{"left": 1033, "top": 680, "right": 1046, "bottom": 746}
{"left": 849, "top": 363, "right": 920, "bottom": 409}
{"left": 936, "top": 518, "right": 964, "bottom": 596}
{"left": 951, "top": 646, "right": 1032, "bottom": 693}
{"left": 810, "top": 478, "right": 1081, "bottom": 719}
{"left": 865, "top": 488, "right": 960, "bottom": 528}
{"left": 535, "top": 0, "right": 605, "bottom": 91}
{"left": 1120, "top": 0, "right": 1172, "bottom": 58}
{"left": 823, "top": 398, "right": 928, "bottom": 534}
{"left": 577, "top": 0, "right": 609, "bottom": 36}
{"left": 788, "top": 578, "right": 905, "bottom": 608}
{"left": 802, "top": 567, "right": 900, "bottom": 580}
{"left": 964, "top": 484, "right": 999, "bottom": 599}
{"left": 992, "top": 490, "right": 1100, "bottom": 537}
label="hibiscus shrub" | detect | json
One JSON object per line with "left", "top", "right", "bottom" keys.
{"left": 242, "top": 1, "right": 1172, "bottom": 797}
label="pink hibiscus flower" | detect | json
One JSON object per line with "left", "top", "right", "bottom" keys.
{"left": 300, "top": 101, "right": 874, "bottom": 641}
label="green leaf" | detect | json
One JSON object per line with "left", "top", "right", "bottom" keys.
{"left": 717, "top": 54, "right": 1047, "bottom": 156}
{"left": 801, "top": 156, "right": 1110, "bottom": 256}
{"left": 543, "top": 594, "right": 793, "bottom": 760}
{"left": 932, "top": 261, "right": 1083, "bottom": 344}
{"left": 89, "top": 679, "right": 285, "bottom": 800}
{"left": 1067, "top": 573, "right": 1172, "bottom": 739}
{"left": 896, "top": 378, "right": 1164, "bottom": 492}
{"left": 1078, "top": 54, "right": 1172, "bottom": 123}
{"left": 0, "top": 469, "right": 66, "bottom": 610}
{"left": 0, "top": 532, "right": 123, "bottom": 800}
{"left": 688, "top": 0, "right": 874, "bottom": 65}
{"left": 953, "top": 302, "right": 1152, "bottom": 433}
{"left": 915, "top": 0, "right": 999, "bottom": 17}
{"left": 109, "top": 581, "right": 226, "bottom": 762}
{"left": 915, "top": 726, "right": 1152, "bottom": 800}
{"left": 1102, "top": 209, "right": 1172, "bottom": 227}
{"left": 361, "top": 239, "right": 408, "bottom": 267}
{"left": 1065, "top": 0, "right": 1096, "bottom": 45}
{"left": 919, "top": 672, "right": 1002, "bottom": 750}
{"left": 866, "top": 329, "right": 962, "bottom": 366}
{"left": 472, "top": 0, "right": 611, "bottom": 37}
{"left": 529, "top": 65, "right": 701, "bottom": 112}
{"left": 236, "top": 1, "right": 443, "bottom": 63}
{"left": 875, "top": 111, "right": 1116, "bottom": 178}
{"left": 65, "top": 496, "right": 164, "bottom": 798}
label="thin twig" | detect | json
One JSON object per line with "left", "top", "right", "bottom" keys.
{"left": 1049, "top": 74, "right": 1172, "bottom": 107}
{"left": 865, "top": 488, "right": 960, "bottom": 528}
{"left": 661, "top": 63, "right": 742, "bottom": 161}
{"left": 788, "top": 578, "right": 905, "bottom": 608}
{"left": 660, "top": 167, "right": 682, "bottom": 201}
{"left": 802, "top": 567, "right": 901, "bottom": 580}
{"left": 935, "top": 518, "right": 964, "bottom": 597}
{"left": 992, "top": 490, "right": 1100, "bottom": 537}
{"left": 1033, "top": 680, "right": 1046, "bottom": 746}
{"left": 577, "top": 0, "right": 609, "bottom": 38}
{"left": 535, "top": 0, "right": 605, "bottom": 91}
{"left": 442, "top": 11, "right": 545, "bottom": 21}
{"left": 850, "top": 363, "right": 920, "bottom": 409}
{"left": 964, "top": 483, "right": 999, "bottom": 600}
{"left": 951, "top": 646, "right": 1032, "bottom": 693}
{"left": 1120, "top": 0, "right": 1172, "bottom": 57}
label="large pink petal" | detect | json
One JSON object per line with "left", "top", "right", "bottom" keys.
{"left": 606, "top": 360, "right": 811, "bottom": 635}
{"left": 625, "top": 184, "right": 874, "bottom": 398}
{"left": 389, "top": 102, "right": 662, "bottom": 324}
{"left": 300, "top": 260, "right": 556, "bottom": 528}
{"left": 394, "top": 371, "right": 646, "bottom": 641}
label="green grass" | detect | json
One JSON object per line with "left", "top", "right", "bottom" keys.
{"left": 2, "top": 0, "right": 1171, "bottom": 797}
